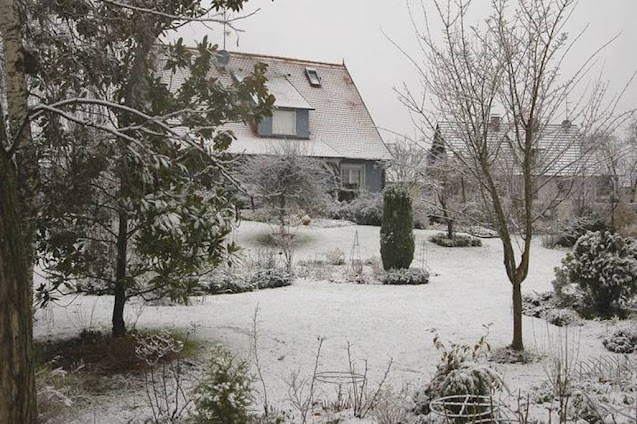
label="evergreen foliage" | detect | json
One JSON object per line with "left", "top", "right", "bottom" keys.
{"left": 380, "top": 186, "right": 415, "bottom": 270}
{"left": 554, "top": 231, "right": 637, "bottom": 316}
{"left": 381, "top": 268, "right": 429, "bottom": 285}
{"left": 194, "top": 345, "right": 254, "bottom": 424}
{"left": 31, "top": 1, "right": 274, "bottom": 336}
{"left": 429, "top": 233, "right": 482, "bottom": 247}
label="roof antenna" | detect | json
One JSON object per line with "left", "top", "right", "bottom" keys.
{"left": 222, "top": 8, "right": 228, "bottom": 50}
{"left": 565, "top": 97, "right": 570, "bottom": 121}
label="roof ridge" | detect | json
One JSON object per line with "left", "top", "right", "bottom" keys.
{"left": 227, "top": 50, "right": 344, "bottom": 67}
{"left": 156, "top": 43, "right": 344, "bottom": 67}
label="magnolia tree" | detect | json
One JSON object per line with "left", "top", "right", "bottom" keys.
{"left": 35, "top": 36, "right": 273, "bottom": 338}
{"left": 1, "top": 0, "right": 271, "bottom": 420}
{"left": 398, "top": 0, "right": 633, "bottom": 350}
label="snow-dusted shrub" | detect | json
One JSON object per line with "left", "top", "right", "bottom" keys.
{"left": 568, "top": 388, "right": 605, "bottom": 423}
{"left": 467, "top": 226, "right": 499, "bottom": 239}
{"left": 325, "top": 248, "right": 346, "bottom": 265}
{"left": 414, "top": 334, "right": 504, "bottom": 417}
{"left": 204, "top": 271, "right": 253, "bottom": 294}
{"left": 248, "top": 268, "right": 293, "bottom": 290}
{"left": 203, "top": 266, "right": 291, "bottom": 294}
{"left": 194, "top": 345, "right": 254, "bottom": 424}
{"left": 381, "top": 268, "right": 429, "bottom": 285}
{"left": 544, "top": 308, "right": 581, "bottom": 327}
{"left": 522, "top": 291, "right": 556, "bottom": 318}
{"left": 328, "top": 192, "right": 384, "bottom": 226}
{"left": 602, "top": 327, "right": 637, "bottom": 353}
{"left": 380, "top": 186, "right": 415, "bottom": 270}
{"left": 429, "top": 232, "right": 482, "bottom": 247}
{"left": 554, "top": 231, "right": 637, "bottom": 315}
{"left": 554, "top": 213, "right": 611, "bottom": 248}
{"left": 522, "top": 289, "right": 582, "bottom": 326}
{"left": 552, "top": 267, "right": 583, "bottom": 307}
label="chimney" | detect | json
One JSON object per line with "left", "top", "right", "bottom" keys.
{"left": 490, "top": 115, "right": 501, "bottom": 132}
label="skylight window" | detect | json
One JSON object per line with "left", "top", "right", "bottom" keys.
{"left": 305, "top": 68, "right": 321, "bottom": 87}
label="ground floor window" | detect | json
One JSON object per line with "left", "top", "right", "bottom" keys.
{"left": 340, "top": 164, "right": 366, "bottom": 191}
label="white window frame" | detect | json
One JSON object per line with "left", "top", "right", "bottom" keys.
{"left": 272, "top": 109, "right": 297, "bottom": 136}
{"left": 305, "top": 68, "right": 321, "bottom": 87}
{"left": 340, "top": 164, "right": 366, "bottom": 190}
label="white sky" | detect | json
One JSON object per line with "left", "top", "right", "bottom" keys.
{"left": 175, "top": 0, "right": 637, "bottom": 143}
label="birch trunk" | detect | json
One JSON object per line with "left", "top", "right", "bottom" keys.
{"left": 0, "top": 0, "right": 38, "bottom": 420}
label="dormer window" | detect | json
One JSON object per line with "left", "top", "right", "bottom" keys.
{"left": 305, "top": 68, "right": 321, "bottom": 87}
{"left": 272, "top": 109, "right": 297, "bottom": 136}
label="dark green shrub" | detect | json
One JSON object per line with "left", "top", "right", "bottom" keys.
{"left": 380, "top": 187, "right": 415, "bottom": 270}
{"left": 602, "top": 327, "right": 637, "bottom": 353}
{"left": 554, "top": 231, "right": 637, "bottom": 316}
{"left": 554, "top": 213, "right": 611, "bottom": 248}
{"left": 429, "top": 233, "right": 482, "bottom": 247}
{"left": 381, "top": 268, "right": 429, "bottom": 285}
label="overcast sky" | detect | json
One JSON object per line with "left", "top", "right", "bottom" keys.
{"left": 175, "top": 0, "right": 637, "bottom": 142}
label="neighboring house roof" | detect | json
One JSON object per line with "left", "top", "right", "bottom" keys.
{"left": 161, "top": 51, "right": 390, "bottom": 161}
{"left": 436, "top": 120, "right": 604, "bottom": 177}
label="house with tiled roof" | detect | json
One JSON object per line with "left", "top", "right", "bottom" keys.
{"left": 435, "top": 116, "right": 613, "bottom": 218}
{"left": 164, "top": 50, "right": 391, "bottom": 195}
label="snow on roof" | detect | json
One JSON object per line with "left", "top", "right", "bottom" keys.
{"left": 264, "top": 76, "right": 313, "bottom": 110}
{"left": 161, "top": 50, "right": 390, "bottom": 161}
{"left": 436, "top": 120, "right": 604, "bottom": 177}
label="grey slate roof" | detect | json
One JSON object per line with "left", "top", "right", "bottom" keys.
{"left": 162, "top": 51, "right": 390, "bottom": 161}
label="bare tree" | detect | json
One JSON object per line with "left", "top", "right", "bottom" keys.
{"left": 426, "top": 126, "right": 469, "bottom": 239}
{"left": 386, "top": 138, "right": 428, "bottom": 189}
{"left": 396, "top": 0, "right": 633, "bottom": 350}
{"left": 598, "top": 125, "right": 637, "bottom": 229}
{"left": 238, "top": 143, "right": 337, "bottom": 228}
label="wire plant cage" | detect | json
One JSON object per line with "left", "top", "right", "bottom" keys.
{"left": 575, "top": 355, "right": 634, "bottom": 383}
{"left": 349, "top": 230, "right": 363, "bottom": 275}
{"left": 430, "top": 394, "right": 506, "bottom": 423}
{"left": 314, "top": 371, "right": 366, "bottom": 386}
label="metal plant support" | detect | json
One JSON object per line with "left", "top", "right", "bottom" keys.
{"left": 349, "top": 230, "right": 363, "bottom": 274}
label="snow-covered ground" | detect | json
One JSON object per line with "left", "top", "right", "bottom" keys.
{"left": 34, "top": 221, "right": 625, "bottom": 423}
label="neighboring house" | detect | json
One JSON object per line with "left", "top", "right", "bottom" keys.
{"left": 435, "top": 116, "right": 611, "bottom": 218}
{"left": 164, "top": 50, "right": 390, "bottom": 196}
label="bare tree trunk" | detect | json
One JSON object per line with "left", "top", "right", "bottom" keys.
{"left": 112, "top": 209, "right": 128, "bottom": 337}
{"left": 446, "top": 215, "right": 453, "bottom": 239}
{"left": 0, "top": 0, "right": 38, "bottom": 419}
{"left": 511, "top": 280, "right": 524, "bottom": 351}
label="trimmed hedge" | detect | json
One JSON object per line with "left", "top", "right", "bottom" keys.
{"left": 429, "top": 233, "right": 482, "bottom": 247}
{"left": 381, "top": 268, "right": 429, "bottom": 285}
{"left": 380, "top": 187, "right": 415, "bottom": 270}
{"left": 204, "top": 268, "right": 292, "bottom": 294}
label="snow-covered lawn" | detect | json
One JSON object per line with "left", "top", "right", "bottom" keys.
{"left": 34, "top": 221, "right": 623, "bottom": 422}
